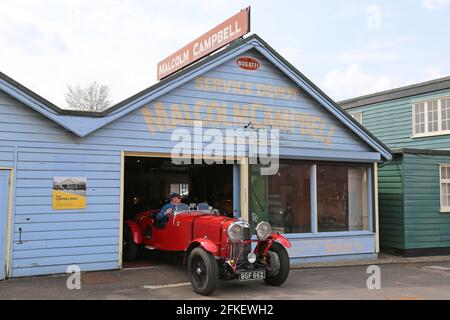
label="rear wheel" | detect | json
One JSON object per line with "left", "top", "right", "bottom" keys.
{"left": 263, "top": 242, "right": 290, "bottom": 286}
{"left": 123, "top": 224, "right": 139, "bottom": 262}
{"left": 187, "top": 247, "right": 218, "bottom": 296}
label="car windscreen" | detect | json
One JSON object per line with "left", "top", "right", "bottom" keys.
{"left": 175, "top": 204, "right": 190, "bottom": 212}
{"left": 197, "top": 203, "right": 210, "bottom": 211}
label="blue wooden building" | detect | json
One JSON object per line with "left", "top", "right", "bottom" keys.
{"left": 0, "top": 35, "right": 391, "bottom": 279}
{"left": 341, "top": 77, "right": 450, "bottom": 256}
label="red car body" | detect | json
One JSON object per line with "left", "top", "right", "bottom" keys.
{"left": 123, "top": 205, "right": 292, "bottom": 295}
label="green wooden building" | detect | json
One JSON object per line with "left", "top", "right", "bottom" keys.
{"left": 341, "top": 77, "right": 450, "bottom": 256}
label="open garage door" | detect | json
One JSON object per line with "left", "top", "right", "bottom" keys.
{"left": 121, "top": 155, "right": 236, "bottom": 269}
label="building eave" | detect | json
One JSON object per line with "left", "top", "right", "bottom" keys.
{"left": 340, "top": 76, "right": 450, "bottom": 110}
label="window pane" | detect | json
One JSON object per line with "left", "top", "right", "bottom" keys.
{"left": 414, "top": 103, "right": 426, "bottom": 134}
{"left": 442, "top": 167, "right": 447, "bottom": 179}
{"left": 442, "top": 98, "right": 450, "bottom": 131}
{"left": 317, "top": 165, "right": 369, "bottom": 232}
{"left": 351, "top": 113, "right": 363, "bottom": 124}
{"left": 250, "top": 162, "right": 311, "bottom": 234}
{"left": 427, "top": 100, "right": 439, "bottom": 132}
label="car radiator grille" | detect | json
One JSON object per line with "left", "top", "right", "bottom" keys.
{"left": 230, "top": 227, "right": 252, "bottom": 261}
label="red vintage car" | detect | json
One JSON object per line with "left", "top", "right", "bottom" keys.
{"left": 123, "top": 203, "right": 291, "bottom": 295}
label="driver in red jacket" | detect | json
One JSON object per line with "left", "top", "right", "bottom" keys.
{"left": 156, "top": 193, "right": 182, "bottom": 228}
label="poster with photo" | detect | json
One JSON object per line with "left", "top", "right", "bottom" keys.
{"left": 52, "top": 177, "right": 87, "bottom": 210}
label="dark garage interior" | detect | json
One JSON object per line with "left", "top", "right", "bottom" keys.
{"left": 122, "top": 156, "right": 234, "bottom": 268}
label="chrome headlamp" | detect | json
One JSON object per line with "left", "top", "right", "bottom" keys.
{"left": 256, "top": 221, "right": 272, "bottom": 241}
{"left": 227, "top": 221, "right": 248, "bottom": 242}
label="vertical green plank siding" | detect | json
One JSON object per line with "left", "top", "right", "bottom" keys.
{"left": 403, "top": 154, "right": 450, "bottom": 249}
{"left": 378, "top": 158, "right": 404, "bottom": 250}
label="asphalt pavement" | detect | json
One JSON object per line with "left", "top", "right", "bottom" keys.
{"left": 1, "top": 254, "right": 450, "bottom": 300}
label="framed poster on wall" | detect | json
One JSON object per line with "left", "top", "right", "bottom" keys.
{"left": 52, "top": 177, "right": 87, "bottom": 210}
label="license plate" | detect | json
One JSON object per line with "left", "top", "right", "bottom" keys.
{"left": 239, "top": 270, "right": 266, "bottom": 281}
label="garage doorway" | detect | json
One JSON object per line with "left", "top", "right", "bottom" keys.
{"left": 121, "top": 155, "right": 236, "bottom": 269}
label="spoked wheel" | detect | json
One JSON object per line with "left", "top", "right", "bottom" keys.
{"left": 187, "top": 247, "right": 218, "bottom": 296}
{"left": 262, "top": 242, "right": 290, "bottom": 286}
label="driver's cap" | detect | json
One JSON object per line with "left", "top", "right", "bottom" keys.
{"left": 170, "top": 192, "right": 182, "bottom": 199}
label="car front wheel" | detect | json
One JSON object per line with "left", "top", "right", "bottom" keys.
{"left": 263, "top": 242, "right": 290, "bottom": 286}
{"left": 187, "top": 247, "right": 219, "bottom": 296}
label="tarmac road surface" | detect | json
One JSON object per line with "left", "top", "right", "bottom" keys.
{"left": 1, "top": 253, "right": 450, "bottom": 300}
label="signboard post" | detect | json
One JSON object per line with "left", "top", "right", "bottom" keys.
{"left": 157, "top": 7, "right": 251, "bottom": 81}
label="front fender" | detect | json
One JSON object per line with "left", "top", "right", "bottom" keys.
{"left": 189, "top": 238, "right": 218, "bottom": 255}
{"left": 269, "top": 233, "right": 292, "bottom": 249}
{"left": 125, "top": 220, "right": 143, "bottom": 245}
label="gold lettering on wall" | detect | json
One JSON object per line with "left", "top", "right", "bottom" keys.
{"left": 170, "top": 104, "right": 186, "bottom": 127}
{"left": 140, "top": 76, "right": 338, "bottom": 145}
{"left": 324, "top": 241, "right": 364, "bottom": 254}
{"left": 141, "top": 101, "right": 337, "bottom": 146}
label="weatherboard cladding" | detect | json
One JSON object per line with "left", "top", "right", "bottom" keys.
{"left": 403, "top": 154, "right": 450, "bottom": 250}
{"left": 343, "top": 86, "right": 450, "bottom": 252}
{"left": 378, "top": 157, "right": 405, "bottom": 250}
{"left": 0, "top": 145, "right": 14, "bottom": 168}
{"left": 377, "top": 152, "right": 450, "bottom": 251}
{"left": 0, "top": 93, "right": 121, "bottom": 276}
{"left": 343, "top": 88, "right": 450, "bottom": 151}
{"left": 0, "top": 35, "right": 392, "bottom": 161}
{"left": 0, "top": 39, "right": 385, "bottom": 277}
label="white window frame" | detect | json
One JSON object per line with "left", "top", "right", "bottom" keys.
{"left": 441, "top": 97, "right": 450, "bottom": 131}
{"left": 350, "top": 112, "right": 363, "bottom": 124}
{"left": 439, "top": 164, "right": 450, "bottom": 213}
{"left": 412, "top": 96, "right": 450, "bottom": 138}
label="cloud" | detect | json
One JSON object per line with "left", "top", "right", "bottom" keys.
{"left": 337, "top": 41, "right": 401, "bottom": 63}
{"left": 422, "top": 0, "right": 450, "bottom": 11}
{"left": 366, "top": 5, "right": 382, "bottom": 31}
{"left": 0, "top": 0, "right": 246, "bottom": 107}
{"left": 0, "top": 3, "right": 68, "bottom": 55}
{"left": 322, "top": 64, "right": 393, "bottom": 100}
{"left": 423, "top": 67, "right": 448, "bottom": 79}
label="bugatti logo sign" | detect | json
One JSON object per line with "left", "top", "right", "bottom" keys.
{"left": 157, "top": 7, "right": 251, "bottom": 80}
{"left": 237, "top": 57, "right": 260, "bottom": 71}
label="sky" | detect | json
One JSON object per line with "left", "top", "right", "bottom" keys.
{"left": 0, "top": 0, "right": 449, "bottom": 108}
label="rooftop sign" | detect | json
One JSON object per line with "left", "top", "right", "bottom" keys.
{"left": 157, "top": 7, "right": 251, "bottom": 81}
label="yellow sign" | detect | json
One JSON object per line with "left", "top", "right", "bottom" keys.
{"left": 53, "top": 177, "right": 87, "bottom": 210}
